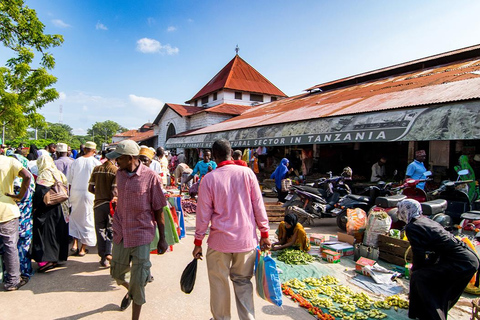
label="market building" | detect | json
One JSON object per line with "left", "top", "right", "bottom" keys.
{"left": 152, "top": 53, "right": 287, "bottom": 164}
{"left": 164, "top": 44, "right": 480, "bottom": 182}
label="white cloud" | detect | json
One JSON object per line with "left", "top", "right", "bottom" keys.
{"left": 136, "top": 38, "right": 179, "bottom": 55}
{"left": 167, "top": 26, "right": 177, "bottom": 32}
{"left": 82, "top": 105, "right": 88, "bottom": 111}
{"left": 58, "top": 92, "right": 67, "bottom": 100}
{"left": 147, "top": 17, "right": 156, "bottom": 26}
{"left": 96, "top": 21, "right": 108, "bottom": 30}
{"left": 52, "top": 19, "right": 71, "bottom": 28}
{"left": 187, "top": 18, "right": 194, "bottom": 23}
{"left": 129, "top": 94, "right": 164, "bottom": 115}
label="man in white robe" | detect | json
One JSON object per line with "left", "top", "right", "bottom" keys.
{"left": 67, "top": 141, "right": 101, "bottom": 256}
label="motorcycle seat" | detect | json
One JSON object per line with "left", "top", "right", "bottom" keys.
{"left": 375, "top": 194, "right": 406, "bottom": 208}
{"left": 296, "top": 185, "right": 323, "bottom": 196}
{"left": 347, "top": 194, "right": 371, "bottom": 203}
{"left": 421, "top": 199, "right": 447, "bottom": 216}
{"left": 461, "top": 211, "right": 480, "bottom": 220}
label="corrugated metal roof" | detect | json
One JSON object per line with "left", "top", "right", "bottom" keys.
{"left": 187, "top": 55, "right": 287, "bottom": 103}
{"left": 167, "top": 103, "right": 204, "bottom": 117}
{"left": 186, "top": 55, "right": 480, "bottom": 136}
{"left": 198, "top": 103, "right": 251, "bottom": 115}
{"left": 111, "top": 130, "right": 155, "bottom": 144}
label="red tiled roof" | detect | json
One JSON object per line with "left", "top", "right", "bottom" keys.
{"left": 112, "top": 130, "right": 155, "bottom": 144}
{"left": 115, "top": 129, "right": 137, "bottom": 137}
{"left": 197, "top": 103, "right": 251, "bottom": 116}
{"left": 187, "top": 55, "right": 287, "bottom": 103}
{"left": 186, "top": 47, "right": 480, "bottom": 135}
{"left": 168, "top": 103, "right": 203, "bottom": 117}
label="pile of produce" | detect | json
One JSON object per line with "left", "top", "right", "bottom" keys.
{"left": 282, "top": 276, "right": 409, "bottom": 319}
{"left": 181, "top": 199, "right": 197, "bottom": 214}
{"left": 277, "top": 249, "right": 314, "bottom": 265}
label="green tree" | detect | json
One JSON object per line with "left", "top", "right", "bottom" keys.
{"left": 87, "top": 120, "right": 128, "bottom": 146}
{"left": 36, "top": 122, "right": 73, "bottom": 142}
{"left": 0, "top": 0, "right": 63, "bottom": 136}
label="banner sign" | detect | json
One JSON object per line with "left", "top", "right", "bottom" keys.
{"left": 165, "top": 102, "right": 480, "bottom": 148}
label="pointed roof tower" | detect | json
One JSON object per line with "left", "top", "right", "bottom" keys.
{"left": 186, "top": 55, "right": 287, "bottom": 104}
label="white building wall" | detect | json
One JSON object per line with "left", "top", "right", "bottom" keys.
{"left": 190, "top": 112, "right": 232, "bottom": 130}
{"left": 189, "top": 90, "right": 276, "bottom": 107}
{"left": 154, "top": 108, "right": 189, "bottom": 148}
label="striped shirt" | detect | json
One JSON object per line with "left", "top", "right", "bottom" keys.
{"left": 113, "top": 163, "right": 166, "bottom": 248}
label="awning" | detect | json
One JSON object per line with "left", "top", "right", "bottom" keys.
{"left": 165, "top": 101, "right": 480, "bottom": 148}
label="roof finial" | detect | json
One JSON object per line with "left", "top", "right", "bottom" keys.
{"left": 235, "top": 44, "right": 239, "bottom": 55}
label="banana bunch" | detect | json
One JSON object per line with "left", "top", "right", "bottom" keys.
{"left": 351, "top": 292, "right": 374, "bottom": 310}
{"left": 303, "top": 277, "right": 323, "bottom": 287}
{"left": 315, "top": 285, "right": 335, "bottom": 296}
{"left": 353, "top": 311, "right": 369, "bottom": 320}
{"left": 297, "top": 289, "right": 318, "bottom": 299}
{"left": 373, "top": 300, "right": 391, "bottom": 309}
{"left": 283, "top": 278, "right": 306, "bottom": 289}
{"left": 327, "top": 306, "right": 345, "bottom": 318}
{"left": 310, "top": 297, "right": 333, "bottom": 308}
{"left": 334, "top": 285, "right": 355, "bottom": 295}
{"left": 319, "top": 275, "right": 340, "bottom": 285}
{"left": 385, "top": 295, "right": 409, "bottom": 309}
{"left": 367, "top": 309, "right": 388, "bottom": 319}
{"left": 343, "top": 316, "right": 355, "bottom": 320}
{"left": 340, "top": 302, "right": 356, "bottom": 313}
{"left": 332, "top": 292, "right": 351, "bottom": 304}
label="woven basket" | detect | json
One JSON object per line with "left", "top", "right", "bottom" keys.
{"left": 472, "top": 298, "right": 480, "bottom": 320}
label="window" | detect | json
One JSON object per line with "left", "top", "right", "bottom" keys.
{"left": 194, "top": 100, "right": 198, "bottom": 106}
{"left": 271, "top": 96, "right": 277, "bottom": 102}
{"left": 166, "top": 123, "right": 176, "bottom": 140}
{"left": 201, "top": 96, "right": 209, "bottom": 105}
{"left": 250, "top": 94, "right": 264, "bottom": 102}
{"left": 213, "top": 92, "right": 217, "bottom": 101}
{"left": 235, "top": 92, "right": 242, "bottom": 100}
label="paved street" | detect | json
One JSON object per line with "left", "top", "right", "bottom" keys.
{"left": 0, "top": 203, "right": 474, "bottom": 320}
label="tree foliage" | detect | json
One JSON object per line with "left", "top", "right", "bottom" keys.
{"left": 0, "top": 0, "right": 63, "bottom": 135}
{"left": 87, "top": 120, "right": 128, "bottom": 146}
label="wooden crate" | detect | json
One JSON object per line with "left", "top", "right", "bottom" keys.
{"left": 377, "top": 234, "right": 412, "bottom": 266}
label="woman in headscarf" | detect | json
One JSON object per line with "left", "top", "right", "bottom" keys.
{"left": 398, "top": 199, "right": 479, "bottom": 320}
{"left": 271, "top": 213, "right": 310, "bottom": 252}
{"left": 7, "top": 151, "right": 36, "bottom": 280}
{"left": 270, "top": 158, "right": 292, "bottom": 202}
{"left": 26, "top": 144, "right": 40, "bottom": 161}
{"left": 31, "top": 155, "right": 70, "bottom": 272}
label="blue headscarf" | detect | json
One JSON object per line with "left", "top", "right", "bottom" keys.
{"left": 271, "top": 158, "right": 289, "bottom": 189}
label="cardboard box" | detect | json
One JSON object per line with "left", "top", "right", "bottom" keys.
{"left": 309, "top": 234, "right": 325, "bottom": 245}
{"left": 329, "top": 235, "right": 338, "bottom": 241}
{"left": 321, "top": 242, "right": 354, "bottom": 256}
{"left": 355, "top": 257, "right": 376, "bottom": 276}
{"left": 322, "top": 249, "right": 341, "bottom": 263}
{"left": 337, "top": 232, "right": 355, "bottom": 245}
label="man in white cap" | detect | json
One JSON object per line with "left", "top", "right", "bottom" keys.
{"left": 67, "top": 141, "right": 101, "bottom": 257}
{"left": 54, "top": 142, "right": 74, "bottom": 176}
{"left": 107, "top": 140, "right": 168, "bottom": 319}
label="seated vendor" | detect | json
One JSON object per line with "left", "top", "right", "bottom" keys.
{"left": 271, "top": 213, "right": 310, "bottom": 252}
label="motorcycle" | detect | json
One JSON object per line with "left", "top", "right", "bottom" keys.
{"left": 335, "top": 181, "right": 396, "bottom": 231}
{"left": 283, "top": 170, "right": 352, "bottom": 224}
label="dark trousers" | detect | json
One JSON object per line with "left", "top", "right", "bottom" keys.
{"left": 0, "top": 218, "right": 20, "bottom": 287}
{"left": 94, "top": 203, "right": 113, "bottom": 259}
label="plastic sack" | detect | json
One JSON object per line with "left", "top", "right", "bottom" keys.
{"left": 363, "top": 209, "right": 392, "bottom": 247}
{"left": 254, "top": 248, "right": 282, "bottom": 307}
{"left": 180, "top": 259, "right": 198, "bottom": 294}
{"left": 346, "top": 208, "right": 367, "bottom": 236}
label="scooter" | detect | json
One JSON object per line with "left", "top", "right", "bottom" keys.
{"left": 283, "top": 171, "right": 351, "bottom": 224}
{"left": 335, "top": 181, "right": 396, "bottom": 231}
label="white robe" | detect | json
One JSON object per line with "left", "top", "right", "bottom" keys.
{"left": 67, "top": 156, "right": 101, "bottom": 246}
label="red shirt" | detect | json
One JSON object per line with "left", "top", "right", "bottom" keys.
{"left": 233, "top": 159, "right": 248, "bottom": 167}
{"left": 113, "top": 163, "right": 166, "bottom": 248}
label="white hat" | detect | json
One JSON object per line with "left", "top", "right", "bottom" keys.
{"left": 85, "top": 141, "right": 97, "bottom": 150}
{"left": 56, "top": 143, "right": 68, "bottom": 153}
{"left": 107, "top": 140, "right": 140, "bottom": 159}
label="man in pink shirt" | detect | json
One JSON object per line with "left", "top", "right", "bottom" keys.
{"left": 193, "top": 139, "right": 271, "bottom": 320}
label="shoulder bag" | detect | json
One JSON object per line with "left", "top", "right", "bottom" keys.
{"left": 43, "top": 171, "right": 69, "bottom": 206}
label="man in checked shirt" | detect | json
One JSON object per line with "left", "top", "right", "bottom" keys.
{"left": 106, "top": 140, "right": 168, "bottom": 320}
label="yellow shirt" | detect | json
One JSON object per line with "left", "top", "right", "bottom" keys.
{"left": 0, "top": 156, "right": 23, "bottom": 222}
{"left": 277, "top": 221, "right": 311, "bottom": 251}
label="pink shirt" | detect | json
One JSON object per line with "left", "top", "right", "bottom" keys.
{"left": 113, "top": 163, "right": 166, "bottom": 248}
{"left": 195, "top": 161, "right": 269, "bottom": 253}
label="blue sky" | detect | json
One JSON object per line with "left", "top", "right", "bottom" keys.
{"left": 15, "top": 0, "right": 480, "bottom": 135}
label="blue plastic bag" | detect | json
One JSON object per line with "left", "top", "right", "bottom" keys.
{"left": 254, "top": 247, "right": 282, "bottom": 307}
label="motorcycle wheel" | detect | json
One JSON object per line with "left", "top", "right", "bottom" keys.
{"left": 336, "top": 209, "right": 347, "bottom": 231}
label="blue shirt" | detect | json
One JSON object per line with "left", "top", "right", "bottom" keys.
{"left": 191, "top": 160, "right": 217, "bottom": 181}
{"left": 406, "top": 160, "right": 426, "bottom": 190}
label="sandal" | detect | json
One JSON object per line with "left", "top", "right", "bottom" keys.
{"left": 69, "top": 248, "right": 79, "bottom": 256}
{"left": 38, "top": 262, "right": 57, "bottom": 273}
{"left": 77, "top": 249, "right": 89, "bottom": 257}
